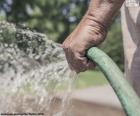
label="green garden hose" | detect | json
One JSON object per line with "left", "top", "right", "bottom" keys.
{"left": 87, "top": 47, "right": 140, "bottom": 116}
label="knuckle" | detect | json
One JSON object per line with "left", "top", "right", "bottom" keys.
{"left": 69, "top": 43, "right": 74, "bottom": 49}
{"left": 92, "top": 32, "right": 106, "bottom": 45}
{"left": 62, "top": 42, "right": 74, "bottom": 50}
{"left": 62, "top": 43, "right": 69, "bottom": 50}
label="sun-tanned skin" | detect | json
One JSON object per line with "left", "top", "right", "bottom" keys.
{"left": 63, "top": 0, "right": 125, "bottom": 73}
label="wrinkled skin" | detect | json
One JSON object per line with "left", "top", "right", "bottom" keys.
{"left": 63, "top": 0, "right": 124, "bottom": 73}
{"left": 63, "top": 13, "right": 107, "bottom": 73}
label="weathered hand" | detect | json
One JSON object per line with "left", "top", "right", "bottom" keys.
{"left": 62, "top": 14, "right": 107, "bottom": 73}
{"left": 62, "top": 0, "right": 124, "bottom": 73}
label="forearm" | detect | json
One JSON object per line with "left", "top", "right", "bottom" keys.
{"left": 87, "top": 0, "right": 125, "bottom": 28}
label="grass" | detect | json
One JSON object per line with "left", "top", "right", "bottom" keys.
{"left": 75, "top": 70, "right": 108, "bottom": 89}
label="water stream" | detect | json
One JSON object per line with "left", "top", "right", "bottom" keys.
{"left": 0, "top": 22, "right": 76, "bottom": 116}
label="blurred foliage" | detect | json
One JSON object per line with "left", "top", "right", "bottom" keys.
{"left": 0, "top": 0, "right": 124, "bottom": 69}
{"left": 0, "top": 0, "right": 88, "bottom": 42}
{"left": 100, "top": 18, "right": 124, "bottom": 70}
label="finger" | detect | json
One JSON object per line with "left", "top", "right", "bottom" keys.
{"left": 73, "top": 56, "right": 88, "bottom": 73}
{"left": 86, "top": 60, "right": 96, "bottom": 69}
{"left": 62, "top": 44, "right": 75, "bottom": 71}
{"left": 75, "top": 57, "right": 95, "bottom": 72}
{"left": 75, "top": 67, "right": 87, "bottom": 73}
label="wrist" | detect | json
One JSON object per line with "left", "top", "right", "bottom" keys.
{"left": 87, "top": 0, "right": 124, "bottom": 28}
{"left": 84, "top": 11, "right": 108, "bottom": 35}
{"left": 86, "top": 9, "right": 113, "bottom": 29}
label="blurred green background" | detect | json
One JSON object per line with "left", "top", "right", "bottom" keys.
{"left": 0, "top": 0, "right": 124, "bottom": 88}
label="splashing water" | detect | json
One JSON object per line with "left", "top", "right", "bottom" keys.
{"left": 0, "top": 22, "right": 76, "bottom": 116}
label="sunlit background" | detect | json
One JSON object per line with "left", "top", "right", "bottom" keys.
{"left": 0, "top": 0, "right": 126, "bottom": 115}
{"left": 0, "top": 0, "right": 124, "bottom": 89}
